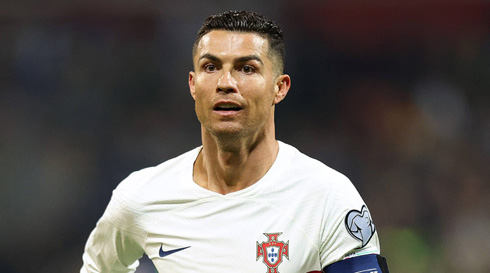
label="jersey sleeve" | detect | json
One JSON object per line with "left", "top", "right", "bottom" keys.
{"left": 81, "top": 182, "right": 147, "bottom": 273}
{"left": 319, "top": 173, "right": 381, "bottom": 269}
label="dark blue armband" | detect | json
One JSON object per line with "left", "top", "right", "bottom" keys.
{"left": 323, "top": 254, "right": 389, "bottom": 273}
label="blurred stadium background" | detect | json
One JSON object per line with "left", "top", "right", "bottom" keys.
{"left": 1, "top": 1, "right": 490, "bottom": 272}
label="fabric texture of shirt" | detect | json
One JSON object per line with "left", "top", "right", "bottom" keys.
{"left": 81, "top": 141, "right": 380, "bottom": 273}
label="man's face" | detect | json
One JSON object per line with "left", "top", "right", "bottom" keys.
{"left": 189, "top": 30, "right": 289, "bottom": 140}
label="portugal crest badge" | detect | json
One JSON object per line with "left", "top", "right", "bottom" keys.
{"left": 256, "top": 233, "right": 289, "bottom": 273}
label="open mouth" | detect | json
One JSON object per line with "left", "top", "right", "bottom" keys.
{"left": 214, "top": 103, "right": 242, "bottom": 111}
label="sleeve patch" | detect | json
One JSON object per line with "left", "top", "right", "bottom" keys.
{"left": 323, "top": 254, "right": 389, "bottom": 273}
{"left": 345, "top": 205, "right": 376, "bottom": 247}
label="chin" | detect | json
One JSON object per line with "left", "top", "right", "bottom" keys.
{"left": 211, "top": 127, "right": 244, "bottom": 138}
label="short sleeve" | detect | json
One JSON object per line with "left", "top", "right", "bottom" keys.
{"left": 319, "top": 174, "right": 380, "bottom": 268}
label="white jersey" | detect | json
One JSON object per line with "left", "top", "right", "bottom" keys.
{"left": 81, "top": 141, "right": 380, "bottom": 273}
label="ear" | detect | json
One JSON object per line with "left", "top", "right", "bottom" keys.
{"left": 189, "top": 71, "right": 196, "bottom": 100}
{"left": 273, "top": 74, "right": 291, "bottom": 104}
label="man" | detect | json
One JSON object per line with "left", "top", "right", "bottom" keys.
{"left": 81, "top": 10, "right": 389, "bottom": 273}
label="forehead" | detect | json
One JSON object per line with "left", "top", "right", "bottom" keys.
{"left": 194, "top": 30, "right": 270, "bottom": 61}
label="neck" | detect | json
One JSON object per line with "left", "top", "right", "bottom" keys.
{"left": 193, "top": 125, "right": 279, "bottom": 195}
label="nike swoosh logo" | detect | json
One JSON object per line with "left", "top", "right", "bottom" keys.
{"left": 159, "top": 244, "right": 191, "bottom": 258}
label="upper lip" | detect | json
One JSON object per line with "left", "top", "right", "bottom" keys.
{"left": 213, "top": 100, "right": 243, "bottom": 110}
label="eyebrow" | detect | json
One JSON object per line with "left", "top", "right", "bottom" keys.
{"left": 198, "top": 53, "right": 221, "bottom": 63}
{"left": 235, "top": 55, "right": 264, "bottom": 65}
{"left": 198, "top": 53, "right": 264, "bottom": 65}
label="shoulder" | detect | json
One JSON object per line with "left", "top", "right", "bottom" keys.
{"left": 277, "top": 141, "right": 366, "bottom": 219}
{"left": 278, "top": 141, "right": 354, "bottom": 191}
{"left": 110, "top": 146, "right": 201, "bottom": 209}
{"left": 92, "top": 147, "right": 201, "bottom": 236}
{"left": 277, "top": 142, "right": 381, "bottom": 265}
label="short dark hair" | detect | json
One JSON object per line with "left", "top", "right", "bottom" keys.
{"left": 193, "top": 10, "right": 285, "bottom": 73}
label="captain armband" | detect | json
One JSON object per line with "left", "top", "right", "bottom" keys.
{"left": 323, "top": 254, "right": 389, "bottom": 273}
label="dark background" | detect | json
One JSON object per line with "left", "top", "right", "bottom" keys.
{"left": 1, "top": 1, "right": 490, "bottom": 272}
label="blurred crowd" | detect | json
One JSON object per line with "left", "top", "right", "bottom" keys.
{"left": 1, "top": 1, "right": 489, "bottom": 272}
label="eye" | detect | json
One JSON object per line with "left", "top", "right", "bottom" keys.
{"left": 240, "top": 65, "right": 256, "bottom": 74}
{"left": 204, "top": 63, "right": 217, "bottom": 72}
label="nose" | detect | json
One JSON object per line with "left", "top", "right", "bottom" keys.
{"left": 217, "top": 71, "right": 238, "bottom": 93}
